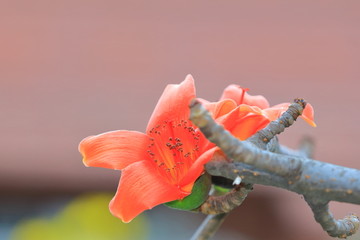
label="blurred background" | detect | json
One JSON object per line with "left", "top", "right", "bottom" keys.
{"left": 1, "top": 0, "right": 360, "bottom": 239}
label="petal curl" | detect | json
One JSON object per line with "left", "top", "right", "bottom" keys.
{"left": 262, "top": 103, "right": 288, "bottom": 121}
{"left": 220, "top": 84, "right": 270, "bottom": 109}
{"left": 109, "top": 160, "right": 188, "bottom": 223}
{"left": 79, "top": 130, "right": 150, "bottom": 170}
{"left": 302, "top": 103, "right": 317, "bottom": 127}
{"left": 179, "top": 147, "right": 218, "bottom": 187}
{"left": 216, "top": 104, "right": 264, "bottom": 131}
{"left": 147, "top": 75, "right": 196, "bottom": 132}
{"left": 230, "top": 114, "right": 270, "bottom": 140}
{"left": 202, "top": 98, "right": 237, "bottom": 119}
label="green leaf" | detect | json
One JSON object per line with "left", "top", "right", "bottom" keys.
{"left": 164, "top": 173, "right": 211, "bottom": 211}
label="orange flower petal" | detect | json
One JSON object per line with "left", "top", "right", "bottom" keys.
{"left": 262, "top": 103, "right": 288, "bottom": 121}
{"left": 202, "top": 98, "right": 237, "bottom": 119}
{"left": 216, "top": 104, "right": 264, "bottom": 131}
{"left": 302, "top": 103, "right": 317, "bottom": 127}
{"left": 146, "top": 75, "right": 196, "bottom": 133}
{"left": 231, "top": 114, "right": 270, "bottom": 140}
{"left": 220, "top": 84, "right": 270, "bottom": 109}
{"left": 179, "top": 147, "right": 218, "bottom": 187}
{"left": 110, "top": 160, "right": 188, "bottom": 223}
{"left": 79, "top": 130, "right": 150, "bottom": 170}
{"left": 220, "top": 84, "right": 245, "bottom": 104}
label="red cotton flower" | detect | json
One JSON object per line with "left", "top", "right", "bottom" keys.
{"left": 79, "top": 75, "right": 235, "bottom": 223}
{"left": 218, "top": 84, "right": 316, "bottom": 140}
{"left": 79, "top": 76, "right": 316, "bottom": 223}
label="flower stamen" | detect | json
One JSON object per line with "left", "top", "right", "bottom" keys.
{"left": 147, "top": 120, "right": 202, "bottom": 184}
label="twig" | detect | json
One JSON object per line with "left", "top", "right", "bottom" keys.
{"left": 191, "top": 181, "right": 252, "bottom": 240}
{"left": 248, "top": 98, "right": 306, "bottom": 149}
{"left": 305, "top": 197, "right": 359, "bottom": 238}
{"left": 190, "top": 213, "right": 228, "bottom": 240}
{"left": 198, "top": 183, "right": 253, "bottom": 214}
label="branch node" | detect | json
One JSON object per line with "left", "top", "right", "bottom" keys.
{"left": 198, "top": 183, "right": 253, "bottom": 215}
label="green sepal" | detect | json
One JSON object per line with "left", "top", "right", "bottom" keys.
{"left": 213, "top": 185, "right": 231, "bottom": 195}
{"left": 164, "top": 173, "right": 211, "bottom": 211}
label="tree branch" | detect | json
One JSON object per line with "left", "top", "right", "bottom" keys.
{"left": 305, "top": 197, "right": 359, "bottom": 238}
{"left": 190, "top": 213, "right": 228, "bottom": 240}
{"left": 190, "top": 181, "right": 253, "bottom": 239}
{"left": 248, "top": 98, "right": 306, "bottom": 149}
{"left": 190, "top": 99, "right": 304, "bottom": 179}
{"left": 198, "top": 183, "right": 253, "bottom": 214}
{"left": 189, "top": 98, "right": 360, "bottom": 238}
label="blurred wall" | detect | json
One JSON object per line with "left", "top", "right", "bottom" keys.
{"left": 1, "top": 1, "right": 360, "bottom": 239}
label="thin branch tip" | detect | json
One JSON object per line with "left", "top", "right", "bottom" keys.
{"left": 306, "top": 198, "right": 360, "bottom": 238}
{"left": 248, "top": 98, "right": 308, "bottom": 148}
{"left": 294, "top": 98, "right": 307, "bottom": 109}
